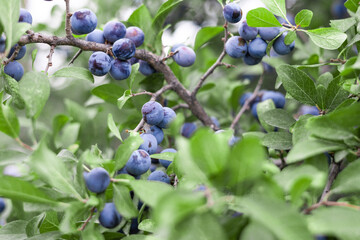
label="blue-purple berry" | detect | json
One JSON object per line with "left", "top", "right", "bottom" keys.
{"left": 8, "top": 45, "right": 26, "bottom": 60}
{"left": 139, "top": 133, "right": 158, "bottom": 155}
{"left": 298, "top": 105, "right": 319, "bottom": 116}
{"left": 126, "top": 149, "right": 151, "bottom": 176}
{"left": 258, "top": 27, "right": 280, "bottom": 41}
{"left": 159, "top": 148, "right": 176, "bottom": 169}
{"left": 157, "top": 107, "right": 176, "bottom": 129}
{"left": 103, "top": 20, "right": 126, "bottom": 43}
{"left": 19, "top": 8, "right": 32, "bottom": 25}
{"left": 147, "top": 170, "right": 170, "bottom": 184}
{"left": 171, "top": 43, "right": 185, "bottom": 53}
{"left": 244, "top": 54, "right": 262, "bottom": 65}
{"left": 181, "top": 122, "right": 197, "bottom": 138}
{"left": 223, "top": 3, "right": 242, "bottom": 23}
{"left": 139, "top": 60, "right": 156, "bottom": 76}
{"left": 4, "top": 61, "right": 24, "bottom": 81}
{"left": 251, "top": 102, "right": 259, "bottom": 119}
{"left": 225, "top": 36, "right": 247, "bottom": 58}
{"left": 261, "top": 91, "right": 285, "bottom": 108}
{"left": 141, "top": 101, "right": 164, "bottom": 125}
{"left": 84, "top": 167, "right": 110, "bottom": 194}
{"left": 125, "top": 27, "right": 145, "bottom": 47}
{"left": 273, "top": 32, "right": 295, "bottom": 55}
{"left": 172, "top": 46, "right": 196, "bottom": 67}
{"left": 70, "top": 9, "right": 97, "bottom": 35}
{"left": 86, "top": 29, "right": 105, "bottom": 44}
{"left": 238, "top": 21, "right": 258, "bottom": 41}
{"left": 129, "top": 57, "right": 139, "bottom": 65}
{"left": 88, "top": 51, "right": 112, "bottom": 76}
{"left": 109, "top": 59, "right": 131, "bottom": 80}
{"left": 147, "top": 125, "right": 164, "bottom": 144}
{"left": 0, "top": 36, "right": 5, "bottom": 53}
{"left": 112, "top": 38, "right": 136, "bottom": 60}
{"left": 99, "top": 203, "right": 122, "bottom": 228}
{"left": 248, "top": 38, "right": 267, "bottom": 58}
{"left": 0, "top": 198, "right": 5, "bottom": 214}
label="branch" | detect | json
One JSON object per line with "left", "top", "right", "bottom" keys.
{"left": 3, "top": 45, "right": 21, "bottom": 65}
{"left": 44, "top": 45, "right": 55, "bottom": 74}
{"left": 230, "top": 74, "right": 264, "bottom": 130}
{"left": 64, "top": 0, "right": 73, "bottom": 38}
{"left": 17, "top": 32, "right": 215, "bottom": 129}
{"left": 68, "top": 49, "right": 82, "bottom": 65}
{"left": 191, "top": 22, "right": 229, "bottom": 97}
{"left": 303, "top": 201, "right": 360, "bottom": 214}
{"left": 319, "top": 161, "right": 341, "bottom": 202}
{"left": 172, "top": 103, "right": 189, "bottom": 111}
{"left": 15, "top": 138, "right": 33, "bottom": 151}
{"left": 78, "top": 207, "right": 95, "bottom": 231}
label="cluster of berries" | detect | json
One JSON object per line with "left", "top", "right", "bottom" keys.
{"left": 1, "top": 8, "right": 33, "bottom": 81}
{"left": 222, "top": 3, "right": 295, "bottom": 66}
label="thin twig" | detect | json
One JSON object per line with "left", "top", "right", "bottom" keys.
{"left": 319, "top": 161, "right": 341, "bottom": 202}
{"left": 191, "top": 22, "right": 229, "bottom": 97}
{"left": 131, "top": 91, "right": 154, "bottom": 97}
{"left": 133, "top": 119, "right": 145, "bottom": 132}
{"left": 15, "top": 138, "right": 33, "bottom": 151}
{"left": 230, "top": 74, "right": 264, "bottom": 130}
{"left": 150, "top": 84, "right": 173, "bottom": 101}
{"left": 44, "top": 45, "right": 55, "bottom": 74}
{"left": 64, "top": 0, "right": 73, "bottom": 38}
{"left": 3, "top": 45, "right": 22, "bottom": 65}
{"left": 303, "top": 201, "right": 360, "bottom": 214}
{"left": 68, "top": 49, "right": 82, "bottom": 65}
{"left": 78, "top": 207, "right": 95, "bottom": 231}
{"left": 161, "top": 50, "right": 178, "bottom": 62}
{"left": 172, "top": 103, "right": 189, "bottom": 111}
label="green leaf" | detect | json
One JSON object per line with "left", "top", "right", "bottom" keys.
{"left": 257, "top": 99, "right": 276, "bottom": 132}
{"left": 107, "top": 113, "right": 122, "bottom": 142}
{"left": 307, "top": 207, "right": 360, "bottom": 239}
{"left": 150, "top": 152, "right": 176, "bottom": 161}
{"left": 241, "top": 222, "right": 276, "bottom": 240}
{"left": 324, "top": 77, "right": 348, "bottom": 111}
{"left": 284, "top": 30, "right": 296, "bottom": 45}
{"left": 152, "top": 0, "right": 183, "bottom": 31}
{"left": 306, "top": 103, "right": 360, "bottom": 141}
{"left": 0, "top": 176, "right": 57, "bottom": 205}
{"left": 0, "top": 0, "right": 29, "bottom": 53}
{"left": 52, "top": 67, "right": 94, "bottom": 83}
{"left": 294, "top": 9, "right": 313, "bottom": 27}
{"left": 240, "top": 196, "right": 313, "bottom": 240}
{"left": 117, "top": 90, "right": 132, "bottom": 110}
{"left": 262, "top": 109, "right": 296, "bottom": 129}
{"left": 304, "top": 28, "right": 347, "bottom": 50}
{"left": 19, "top": 72, "right": 50, "bottom": 119}
{"left": 287, "top": 139, "right": 346, "bottom": 163}
{"left": 91, "top": 83, "right": 126, "bottom": 105}
{"left": 114, "top": 135, "right": 143, "bottom": 172}
{"left": 330, "top": 17, "right": 357, "bottom": 32}
{"left": 26, "top": 213, "right": 46, "bottom": 237}
{"left": 2, "top": 72, "right": 25, "bottom": 109}
{"left": 344, "top": 0, "right": 360, "bottom": 12}
{"left": 262, "top": 132, "right": 293, "bottom": 150}
{"left": 138, "top": 219, "right": 156, "bottom": 233}
{"left": 316, "top": 85, "right": 326, "bottom": 110}
{"left": 194, "top": 26, "right": 224, "bottom": 51}
{"left": 39, "top": 211, "right": 59, "bottom": 234}
{"left": 276, "top": 65, "right": 318, "bottom": 105}
{"left": 228, "top": 136, "right": 266, "bottom": 185}
{"left": 331, "top": 160, "right": 360, "bottom": 195}
{"left": 130, "top": 180, "right": 173, "bottom": 207}
{"left": 127, "top": 4, "right": 152, "bottom": 32}
{"left": 198, "top": 83, "right": 216, "bottom": 93}
{"left": 113, "top": 184, "right": 138, "bottom": 219}
{"left": 260, "top": 0, "right": 287, "bottom": 20}
{"left": 29, "top": 140, "right": 83, "bottom": 201}
{"left": 127, "top": 63, "right": 139, "bottom": 90}
{"left": 0, "top": 220, "right": 27, "bottom": 240}
{"left": 291, "top": 115, "right": 312, "bottom": 144}
{"left": 0, "top": 94, "right": 19, "bottom": 138}
{"left": 31, "top": 49, "right": 38, "bottom": 70}
{"left": 246, "top": 8, "right": 282, "bottom": 27}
